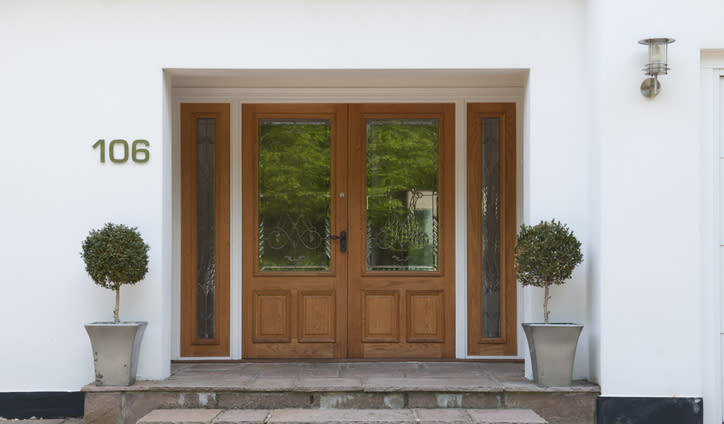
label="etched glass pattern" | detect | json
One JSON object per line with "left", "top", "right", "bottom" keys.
{"left": 196, "top": 118, "right": 216, "bottom": 340}
{"left": 481, "top": 117, "right": 501, "bottom": 339}
{"left": 365, "top": 119, "right": 439, "bottom": 272}
{"left": 258, "top": 119, "right": 332, "bottom": 272}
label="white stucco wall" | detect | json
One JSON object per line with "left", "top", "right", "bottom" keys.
{"left": 587, "top": 1, "right": 724, "bottom": 423}
{"left": 6, "top": 1, "right": 718, "bottom": 415}
{"left": 0, "top": 0, "right": 590, "bottom": 391}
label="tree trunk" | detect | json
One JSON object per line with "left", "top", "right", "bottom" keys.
{"left": 114, "top": 286, "right": 120, "bottom": 324}
{"left": 543, "top": 282, "right": 550, "bottom": 324}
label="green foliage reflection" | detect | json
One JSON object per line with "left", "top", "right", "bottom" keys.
{"left": 258, "top": 120, "right": 332, "bottom": 271}
{"left": 366, "top": 119, "right": 439, "bottom": 271}
{"left": 256, "top": 118, "right": 441, "bottom": 273}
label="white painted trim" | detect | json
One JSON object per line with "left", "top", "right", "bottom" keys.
{"left": 700, "top": 52, "right": 724, "bottom": 424}
{"left": 171, "top": 99, "right": 180, "bottom": 360}
{"left": 173, "top": 87, "right": 525, "bottom": 102}
{"left": 230, "top": 100, "right": 243, "bottom": 360}
{"left": 714, "top": 70, "right": 723, "bottom": 424}
{"left": 171, "top": 86, "right": 525, "bottom": 360}
{"left": 454, "top": 99, "right": 467, "bottom": 358}
{"left": 713, "top": 68, "right": 724, "bottom": 424}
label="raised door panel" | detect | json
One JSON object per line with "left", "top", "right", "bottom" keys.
{"left": 362, "top": 290, "right": 400, "bottom": 343}
{"left": 298, "top": 291, "right": 336, "bottom": 343}
{"left": 407, "top": 290, "right": 444, "bottom": 343}
{"left": 253, "top": 290, "right": 291, "bottom": 343}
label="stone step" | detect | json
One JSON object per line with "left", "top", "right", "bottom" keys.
{"left": 137, "top": 408, "right": 547, "bottom": 424}
{"left": 83, "top": 362, "right": 598, "bottom": 424}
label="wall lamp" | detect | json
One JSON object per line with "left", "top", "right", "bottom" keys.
{"left": 639, "top": 38, "right": 675, "bottom": 98}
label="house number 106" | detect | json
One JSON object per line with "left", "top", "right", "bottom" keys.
{"left": 92, "top": 139, "right": 150, "bottom": 164}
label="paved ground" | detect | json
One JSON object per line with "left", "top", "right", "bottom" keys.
{"left": 137, "top": 408, "right": 548, "bottom": 423}
{"left": 0, "top": 420, "right": 81, "bottom": 423}
{"left": 84, "top": 361, "right": 597, "bottom": 393}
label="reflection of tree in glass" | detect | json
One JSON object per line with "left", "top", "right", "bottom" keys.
{"left": 366, "top": 120, "right": 439, "bottom": 271}
{"left": 258, "top": 120, "right": 332, "bottom": 271}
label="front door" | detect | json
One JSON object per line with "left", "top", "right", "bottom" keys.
{"left": 242, "top": 103, "right": 455, "bottom": 358}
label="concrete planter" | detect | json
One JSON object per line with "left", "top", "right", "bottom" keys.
{"left": 85, "top": 321, "right": 147, "bottom": 386}
{"left": 522, "top": 323, "right": 583, "bottom": 386}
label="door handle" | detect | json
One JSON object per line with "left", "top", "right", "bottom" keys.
{"left": 330, "top": 230, "right": 347, "bottom": 253}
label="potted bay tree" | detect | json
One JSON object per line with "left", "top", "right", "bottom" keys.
{"left": 81, "top": 223, "right": 149, "bottom": 386}
{"left": 515, "top": 219, "right": 583, "bottom": 386}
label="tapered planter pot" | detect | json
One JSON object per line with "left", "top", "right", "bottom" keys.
{"left": 522, "top": 323, "right": 583, "bottom": 386}
{"left": 85, "top": 321, "right": 147, "bottom": 386}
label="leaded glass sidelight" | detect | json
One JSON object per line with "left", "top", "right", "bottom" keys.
{"left": 257, "top": 119, "right": 332, "bottom": 272}
{"left": 365, "top": 119, "right": 439, "bottom": 272}
{"left": 196, "top": 118, "right": 216, "bottom": 340}
{"left": 481, "top": 117, "right": 501, "bottom": 339}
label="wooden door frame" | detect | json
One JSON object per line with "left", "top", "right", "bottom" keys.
{"left": 180, "top": 103, "right": 231, "bottom": 357}
{"left": 466, "top": 102, "right": 517, "bottom": 356}
{"left": 172, "top": 88, "right": 524, "bottom": 360}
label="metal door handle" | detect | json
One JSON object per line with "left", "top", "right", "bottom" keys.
{"left": 330, "top": 231, "right": 347, "bottom": 253}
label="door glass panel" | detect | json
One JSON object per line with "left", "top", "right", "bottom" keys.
{"left": 365, "top": 119, "right": 439, "bottom": 272}
{"left": 258, "top": 119, "right": 332, "bottom": 272}
{"left": 481, "top": 117, "right": 501, "bottom": 339}
{"left": 196, "top": 118, "right": 216, "bottom": 340}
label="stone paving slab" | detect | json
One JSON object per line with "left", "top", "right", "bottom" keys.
{"left": 364, "top": 377, "right": 502, "bottom": 393}
{"left": 294, "top": 378, "right": 363, "bottom": 391}
{"left": 467, "top": 409, "right": 547, "bottom": 423}
{"left": 268, "top": 409, "right": 415, "bottom": 423}
{"left": 415, "top": 408, "right": 471, "bottom": 424}
{"left": 137, "top": 409, "right": 222, "bottom": 424}
{"left": 136, "top": 409, "right": 547, "bottom": 424}
{"left": 212, "top": 409, "right": 270, "bottom": 424}
{"left": 82, "top": 362, "right": 598, "bottom": 394}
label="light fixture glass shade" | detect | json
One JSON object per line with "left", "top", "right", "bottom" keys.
{"left": 639, "top": 38, "right": 675, "bottom": 76}
{"left": 650, "top": 42, "right": 666, "bottom": 64}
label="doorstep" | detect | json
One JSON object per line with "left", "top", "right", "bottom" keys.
{"left": 81, "top": 362, "right": 599, "bottom": 424}
{"left": 137, "top": 408, "right": 548, "bottom": 424}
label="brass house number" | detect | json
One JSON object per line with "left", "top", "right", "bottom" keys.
{"left": 93, "top": 139, "right": 150, "bottom": 163}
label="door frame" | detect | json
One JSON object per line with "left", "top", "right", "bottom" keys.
{"left": 700, "top": 54, "right": 724, "bottom": 424}
{"left": 171, "top": 86, "right": 525, "bottom": 360}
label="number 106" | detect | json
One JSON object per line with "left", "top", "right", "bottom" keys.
{"left": 92, "top": 139, "right": 150, "bottom": 164}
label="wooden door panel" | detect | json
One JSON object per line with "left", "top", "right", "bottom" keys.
{"left": 298, "top": 291, "right": 336, "bottom": 343}
{"left": 359, "top": 342, "right": 449, "bottom": 358}
{"left": 362, "top": 290, "right": 400, "bottom": 342}
{"left": 252, "top": 290, "right": 291, "bottom": 343}
{"left": 347, "top": 104, "right": 455, "bottom": 359}
{"left": 180, "top": 103, "right": 230, "bottom": 357}
{"left": 466, "top": 103, "right": 517, "bottom": 356}
{"left": 407, "top": 290, "right": 444, "bottom": 343}
{"left": 242, "top": 104, "right": 348, "bottom": 359}
{"left": 242, "top": 103, "right": 455, "bottom": 359}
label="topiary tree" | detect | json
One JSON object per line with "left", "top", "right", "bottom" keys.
{"left": 81, "top": 223, "right": 150, "bottom": 323}
{"left": 514, "top": 219, "right": 583, "bottom": 324}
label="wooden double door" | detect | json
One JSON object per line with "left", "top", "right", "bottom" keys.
{"left": 241, "top": 104, "right": 455, "bottom": 359}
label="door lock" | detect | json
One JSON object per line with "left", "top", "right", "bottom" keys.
{"left": 330, "top": 230, "right": 347, "bottom": 253}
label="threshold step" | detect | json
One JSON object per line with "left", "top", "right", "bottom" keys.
{"left": 137, "top": 408, "right": 547, "bottom": 424}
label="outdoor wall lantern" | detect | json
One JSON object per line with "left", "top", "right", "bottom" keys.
{"left": 639, "top": 37, "right": 675, "bottom": 98}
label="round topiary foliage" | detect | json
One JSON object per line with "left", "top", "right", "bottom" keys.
{"left": 514, "top": 219, "right": 582, "bottom": 323}
{"left": 81, "top": 223, "right": 149, "bottom": 323}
